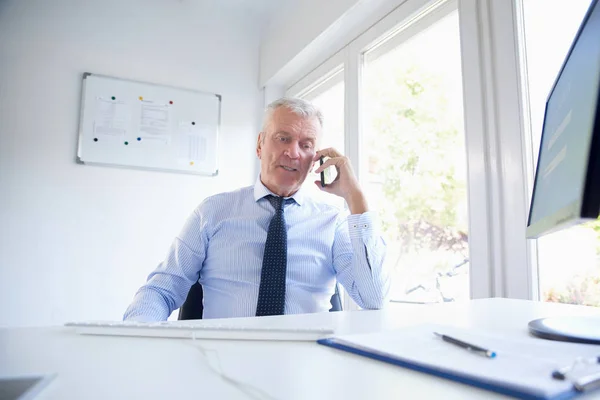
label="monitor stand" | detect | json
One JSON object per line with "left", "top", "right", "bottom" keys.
{"left": 529, "top": 316, "right": 600, "bottom": 344}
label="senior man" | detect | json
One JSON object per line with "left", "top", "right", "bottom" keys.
{"left": 124, "top": 97, "right": 390, "bottom": 321}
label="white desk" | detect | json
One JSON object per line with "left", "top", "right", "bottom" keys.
{"left": 3, "top": 298, "right": 600, "bottom": 400}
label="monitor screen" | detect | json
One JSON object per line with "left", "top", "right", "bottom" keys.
{"left": 527, "top": 0, "right": 600, "bottom": 238}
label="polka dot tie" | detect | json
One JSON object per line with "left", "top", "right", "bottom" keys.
{"left": 256, "top": 195, "right": 292, "bottom": 317}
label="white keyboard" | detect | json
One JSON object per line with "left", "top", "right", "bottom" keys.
{"left": 65, "top": 320, "right": 335, "bottom": 342}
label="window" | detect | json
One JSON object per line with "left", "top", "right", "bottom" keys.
{"left": 362, "top": 6, "right": 469, "bottom": 303}
{"left": 301, "top": 69, "right": 345, "bottom": 154}
{"left": 297, "top": 69, "right": 345, "bottom": 208}
{"left": 279, "top": 0, "right": 531, "bottom": 304}
{"left": 521, "top": 0, "right": 599, "bottom": 306}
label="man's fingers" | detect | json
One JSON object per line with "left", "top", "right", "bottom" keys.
{"left": 314, "top": 157, "right": 345, "bottom": 173}
{"left": 314, "top": 147, "right": 343, "bottom": 160}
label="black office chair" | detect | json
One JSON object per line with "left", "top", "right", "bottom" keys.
{"left": 178, "top": 281, "right": 343, "bottom": 320}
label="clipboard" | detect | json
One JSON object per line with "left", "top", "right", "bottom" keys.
{"left": 317, "top": 324, "right": 600, "bottom": 400}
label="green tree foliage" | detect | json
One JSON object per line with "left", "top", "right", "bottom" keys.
{"left": 365, "top": 63, "right": 468, "bottom": 257}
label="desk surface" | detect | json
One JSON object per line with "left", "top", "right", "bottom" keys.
{"left": 2, "top": 298, "right": 600, "bottom": 400}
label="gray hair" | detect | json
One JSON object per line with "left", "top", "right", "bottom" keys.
{"left": 261, "top": 97, "right": 324, "bottom": 131}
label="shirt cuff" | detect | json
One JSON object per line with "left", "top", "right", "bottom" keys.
{"left": 347, "top": 211, "right": 378, "bottom": 240}
{"left": 123, "top": 314, "right": 158, "bottom": 323}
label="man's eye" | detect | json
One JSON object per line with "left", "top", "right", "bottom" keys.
{"left": 278, "top": 137, "right": 288, "bottom": 142}
{"left": 303, "top": 144, "right": 313, "bottom": 149}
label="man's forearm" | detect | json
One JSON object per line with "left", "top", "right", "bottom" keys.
{"left": 342, "top": 212, "right": 390, "bottom": 309}
{"left": 350, "top": 238, "right": 390, "bottom": 309}
{"left": 123, "top": 286, "right": 172, "bottom": 322}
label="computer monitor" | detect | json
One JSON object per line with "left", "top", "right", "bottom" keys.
{"left": 526, "top": 0, "right": 600, "bottom": 344}
{"left": 526, "top": 0, "right": 600, "bottom": 239}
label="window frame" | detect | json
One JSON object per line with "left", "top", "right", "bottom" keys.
{"left": 278, "top": 0, "right": 536, "bottom": 305}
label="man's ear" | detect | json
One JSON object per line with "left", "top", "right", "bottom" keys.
{"left": 256, "top": 132, "right": 263, "bottom": 159}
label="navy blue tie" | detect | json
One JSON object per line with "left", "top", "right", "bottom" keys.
{"left": 256, "top": 195, "right": 292, "bottom": 316}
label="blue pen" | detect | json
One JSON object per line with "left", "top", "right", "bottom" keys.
{"left": 434, "top": 332, "right": 497, "bottom": 359}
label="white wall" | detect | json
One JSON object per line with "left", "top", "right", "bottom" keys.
{"left": 0, "top": 0, "right": 263, "bottom": 327}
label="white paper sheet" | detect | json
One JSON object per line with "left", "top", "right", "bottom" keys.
{"left": 93, "top": 98, "right": 130, "bottom": 137}
{"left": 139, "top": 101, "right": 171, "bottom": 143}
{"left": 179, "top": 135, "right": 207, "bottom": 161}
{"left": 177, "top": 121, "right": 208, "bottom": 162}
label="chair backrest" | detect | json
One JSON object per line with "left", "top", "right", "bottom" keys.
{"left": 329, "top": 284, "right": 342, "bottom": 312}
{"left": 178, "top": 282, "right": 342, "bottom": 320}
{"left": 178, "top": 282, "right": 204, "bottom": 320}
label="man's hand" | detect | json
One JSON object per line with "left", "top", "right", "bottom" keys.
{"left": 313, "top": 148, "right": 368, "bottom": 215}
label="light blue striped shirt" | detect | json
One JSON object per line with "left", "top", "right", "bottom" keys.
{"left": 124, "top": 177, "right": 390, "bottom": 321}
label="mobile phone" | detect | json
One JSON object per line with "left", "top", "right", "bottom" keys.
{"left": 320, "top": 156, "right": 332, "bottom": 187}
{"left": 320, "top": 156, "right": 326, "bottom": 187}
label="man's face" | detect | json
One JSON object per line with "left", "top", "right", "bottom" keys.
{"left": 256, "top": 107, "right": 320, "bottom": 197}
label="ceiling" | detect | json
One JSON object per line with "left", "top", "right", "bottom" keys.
{"left": 200, "top": 0, "right": 295, "bottom": 35}
{"left": 226, "top": 0, "right": 293, "bottom": 24}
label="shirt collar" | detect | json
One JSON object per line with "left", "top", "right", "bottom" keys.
{"left": 253, "top": 175, "right": 305, "bottom": 206}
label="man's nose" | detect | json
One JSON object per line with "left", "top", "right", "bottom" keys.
{"left": 284, "top": 142, "right": 300, "bottom": 159}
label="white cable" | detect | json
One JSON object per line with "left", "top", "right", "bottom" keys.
{"left": 186, "top": 337, "right": 281, "bottom": 400}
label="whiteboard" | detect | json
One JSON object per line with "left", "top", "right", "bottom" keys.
{"left": 77, "top": 73, "right": 220, "bottom": 175}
